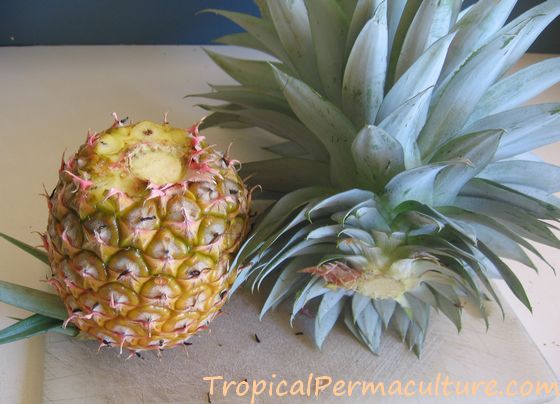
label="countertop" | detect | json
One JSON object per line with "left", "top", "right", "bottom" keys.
{"left": 0, "top": 46, "right": 558, "bottom": 403}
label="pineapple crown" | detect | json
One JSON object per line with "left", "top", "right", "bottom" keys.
{"left": 198, "top": 0, "right": 560, "bottom": 356}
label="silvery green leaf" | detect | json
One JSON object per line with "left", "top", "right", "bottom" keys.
{"left": 345, "top": 0, "right": 385, "bottom": 57}
{"left": 264, "top": 141, "right": 308, "bottom": 158}
{"left": 443, "top": 207, "right": 553, "bottom": 272}
{"left": 462, "top": 104, "right": 560, "bottom": 161}
{"left": 395, "top": 0, "right": 461, "bottom": 81}
{"left": 241, "top": 158, "right": 330, "bottom": 194}
{"left": 233, "top": 186, "right": 332, "bottom": 267}
{"left": 254, "top": 0, "right": 272, "bottom": 20}
{"left": 213, "top": 32, "right": 272, "bottom": 54}
{"left": 307, "top": 225, "right": 344, "bottom": 240}
{"left": 391, "top": 304, "right": 411, "bottom": 341}
{"left": 378, "top": 33, "right": 455, "bottom": 121}
{"left": 343, "top": 8, "right": 388, "bottom": 127}
{"left": 203, "top": 50, "right": 283, "bottom": 91}
{"left": 352, "top": 125, "right": 405, "bottom": 191}
{"left": 378, "top": 88, "right": 431, "bottom": 169}
{"left": 491, "top": 0, "right": 560, "bottom": 78}
{"left": 315, "top": 294, "right": 345, "bottom": 348}
{"left": 352, "top": 293, "right": 371, "bottom": 320}
{"left": 355, "top": 302, "right": 382, "bottom": 353}
{"left": 343, "top": 304, "right": 364, "bottom": 341}
{"left": 440, "top": 0, "right": 517, "bottom": 78}
{"left": 384, "top": 163, "right": 457, "bottom": 208}
{"left": 469, "top": 57, "right": 560, "bottom": 123}
{"left": 478, "top": 242, "right": 532, "bottom": 312}
{"left": 230, "top": 109, "right": 329, "bottom": 161}
{"left": 193, "top": 86, "right": 290, "bottom": 114}
{"left": 305, "top": 0, "right": 349, "bottom": 107}
{"left": 405, "top": 321, "right": 426, "bottom": 357}
{"left": 372, "top": 299, "right": 397, "bottom": 328}
{"left": 429, "top": 286, "right": 462, "bottom": 332}
{"left": 456, "top": 3, "right": 475, "bottom": 22}
{"left": 0, "top": 281, "right": 67, "bottom": 321}
{"left": 455, "top": 196, "right": 560, "bottom": 249}
{"left": 203, "top": 9, "right": 292, "bottom": 66}
{"left": 478, "top": 160, "right": 560, "bottom": 194}
{"left": 272, "top": 66, "right": 357, "bottom": 187}
{"left": 387, "top": 0, "right": 407, "bottom": 51}
{"left": 460, "top": 179, "right": 560, "bottom": 220}
{"left": 336, "top": 0, "right": 360, "bottom": 17}
{"left": 260, "top": 255, "right": 319, "bottom": 318}
{"left": 266, "top": 0, "right": 321, "bottom": 89}
{"left": 418, "top": 19, "right": 532, "bottom": 156}
{"left": 405, "top": 293, "right": 430, "bottom": 332}
{"left": 317, "top": 289, "right": 347, "bottom": 321}
{"left": 291, "top": 277, "right": 331, "bottom": 323}
{"left": 386, "top": 0, "right": 423, "bottom": 89}
{"left": 339, "top": 228, "right": 374, "bottom": 244}
{"left": 0, "top": 232, "right": 49, "bottom": 265}
{"left": 306, "top": 189, "right": 374, "bottom": 218}
{"left": 346, "top": 203, "right": 391, "bottom": 232}
{"left": 0, "top": 314, "right": 75, "bottom": 346}
{"left": 431, "top": 130, "right": 503, "bottom": 205}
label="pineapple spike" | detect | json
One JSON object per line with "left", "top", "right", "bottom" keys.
{"left": 199, "top": 0, "right": 560, "bottom": 356}
{"left": 163, "top": 111, "right": 169, "bottom": 125}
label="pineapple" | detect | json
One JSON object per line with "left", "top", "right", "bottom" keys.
{"left": 200, "top": 0, "right": 560, "bottom": 355}
{"left": 0, "top": 116, "right": 251, "bottom": 353}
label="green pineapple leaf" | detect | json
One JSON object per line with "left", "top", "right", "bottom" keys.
{"left": 0, "top": 313, "right": 78, "bottom": 345}
{"left": 0, "top": 281, "right": 67, "bottom": 321}
{"left": 0, "top": 232, "right": 49, "bottom": 266}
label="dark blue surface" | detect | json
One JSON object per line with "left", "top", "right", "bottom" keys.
{"left": 0, "top": 0, "right": 558, "bottom": 53}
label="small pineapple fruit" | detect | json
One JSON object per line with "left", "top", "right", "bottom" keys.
{"left": 200, "top": 0, "right": 560, "bottom": 356}
{"left": 0, "top": 115, "right": 251, "bottom": 354}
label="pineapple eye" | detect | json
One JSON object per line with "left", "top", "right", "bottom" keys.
{"left": 95, "top": 134, "right": 124, "bottom": 156}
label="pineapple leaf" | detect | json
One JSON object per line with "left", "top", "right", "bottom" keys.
{"left": 213, "top": 32, "right": 271, "bottom": 54}
{"left": 315, "top": 293, "right": 345, "bottom": 348}
{"left": 355, "top": 302, "right": 382, "bottom": 354}
{"left": 352, "top": 125, "right": 405, "bottom": 191}
{"left": 202, "top": 50, "right": 283, "bottom": 91}
{"left": 271, "top": 65, "right": 357, "bottom": 186}
{"left": 492, "top": 0, "right": 560, "bottom": 78}
{"left": 469, "top": 57, "right": 560, "bottom": 123}
{"left": 372, "top": 299, "right": 397, "bottom": 328}
{"left": 202, "top": 9, "right": 292, "bottom": 66}
{"left": 305, "top": 0, "right": 349, "bottom": 107}
{"left": 478, "top": 242, "right": 532, "bottom": 312}
{"left": 377, "top": 32, "right": 455, "bottom": 122}
{"left": 378, "top": 88, "right": 431, "bottom": 169}
{"left": 478, "top": 160, "right": 560, "bottom": 194}
{"left": 419, "top": 18, "right": 533, "bottom": 156}
{"left": 241, "top": 158, "right": 330, "bottom": 194}
{"left": 461, "top": 179, "right": 560, "bottom": 220}
{"left": 0, "top": 313, "right": 77, "bottom": 345}
{"left": 384, "top": 162, "right": 460, "bottom": 208}
{"left": 441, "top": 0, "right": 517, "bottom": 79}
{"left": 306, "top": 189, "right": 374, "bottom": 218}
{"left": 386, "top": 0, "right": 423, "bottom": 89}
{"left": 260, "top": 255, "right": 318, "bottom": 319}
{"left": 387, "top": 0, "right": 407, "bottom": 51}
{"left": 432, "top": 129, "right": 503, "bottom": 205}
{"left": 291, "top": 277, "right": 330, "bottom": 324}
{"left": 264, "top": 141, "right": 308, "bottom": 158}
{"left": 455, "top": 196, "right": 560, "bottom": 249}
{"left": 346, "top": 0, "right": 385, "bottom": 59}
{"left": 395, "top": 0, "right": 460, "bottom": 81}
{"left": 351, "top": 293, "right": 371, "bottom": 320}
{"left": 0, "top": 281, "right": 67, "bottom": 321}
{"left": 0, "top": 232, "right": 49, "bottom": 266}
{"left": 463, "top": 104, "right": 560, "bottom": 161}
{"left": 192, "top": 87, "right": 291, "bottom": 114}
{"left": 343, "top": 5, "right": 388, "bottom": 127}
{"left": 265, "top": 0, "right": 321, "bottom": 90}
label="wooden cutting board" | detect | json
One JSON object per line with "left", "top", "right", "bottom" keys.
{"left": 43, "top": 289, "right": 557, "bottom": 403}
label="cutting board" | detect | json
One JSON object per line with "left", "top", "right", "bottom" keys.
{"left": 43, "top": 289, "right": 557, "bottom": 403}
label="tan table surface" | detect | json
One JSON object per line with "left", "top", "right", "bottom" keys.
{"left": 0, "top": 46, "right": 558, "bottom": 404}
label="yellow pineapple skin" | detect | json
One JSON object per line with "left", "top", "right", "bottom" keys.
{"left": 45, "top": 119, "right": 250, "bottom": 352}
